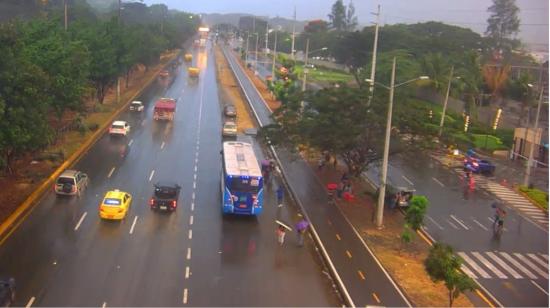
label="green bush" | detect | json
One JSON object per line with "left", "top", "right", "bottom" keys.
{"left": 519, "top": 186, "right": 548, "bottom": 210}
{"left": 88, "top": 123, "right": 100, "bottom": 132}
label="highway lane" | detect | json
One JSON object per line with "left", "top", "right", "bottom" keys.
{"left": 0, "top": 42, "right": 338, "bottom": 306}
{"left": 222, "top": 43, "right": 411, "bottom": 307}
{"left": 365, "top": 151, "right": 549, "bottom": 307}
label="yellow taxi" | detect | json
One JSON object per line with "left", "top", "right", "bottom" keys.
{"left": 99, "top": 190, "right": 132, "bottom": 220}
{"left": 184, "top": 53, "right": 193, "bottom": 62}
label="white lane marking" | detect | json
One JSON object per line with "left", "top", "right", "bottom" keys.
{"left": 432, "top": 177, "right": 445, "bottom": 187}
{"left": 402, "top": 175, "right": 414, "bottom": 186}
{"left": 189, "top": 215, "right": 194, "bottom": 225}
{"left": 102, "top": 302, "right": 106, "bottom": 308}
{"left": 185, "top": 266, "right": 190, "bottom": 279}
{"left": 531, "top": 280, "right": 549, "bottom": 295}
{"left": 128, "top": 139, "right": 134, "bottom": 146}
{"left": 446, "top": 219, "right": 459, "bottom": 229}
{"left": 193, "top": 182, "right": 196, "bottom": 189}
{"left": 191, "top": 202, "right": 194, "bottom": 211}
{"left": 183, "top": 288, "right": 188, "bottom": 304}
{"left": 107, "top": 167, "right": 116, "bottom": 178}
{"left": 472, "top": 252, "right": 507, "bottom": 279}
{"left": 540, "top": 254, "right": 549, "bottom": 261}
{"left": 458, "top": 252, "right": 491, "bottom": 279}
{"left": 129, "top": 216, "right": 138, "bottom": 234}
{"left": 426, "top": 215, "right": 444, "bottom": 230}
{"left": 450, "top": 215, "right": 469, "bottom": 230}
{"left": 486, "top": 252, "right": 522, "bottom": 279}
{"left": 472, "top": 219, "right": 488, "bottom": 231}
{"left": 26, "top": 297, "right": 35, "bottom": 308}
{"left": 188, "top": 229, "right": 193, "bottom": 239}
{"left": 499, "top": 252, "right": 537, "bottom": 279}
{"left": 515, "top": 253, "right": 548, "bottom": 279}
{"left": 192, "top": 192, "right": 195, "bottom": 200}
{"left": 194, "top": 174, "right": 197, "bottom": 181}
{"left": 161, "top": 141, "right": 165, "bottom": 149}
{"left": 194, "top": 166, "right": 197, "bottom": 173}
{"left": 187, "top": 248, "right": 191, "bottom": 260}
{"left": 461, "top": 264, "right": 477, "bottom": 279}
{"left": 527, "top": 253, "right": 549, "bottom": 270}
{"left": 195, "top": 158, "right": 198, "bottom": 164}
{"left": 149, "top": 170, "right": 155, "bottom": 181}
{"left": 74, "top": 212, "right": 88, "bottom": 231}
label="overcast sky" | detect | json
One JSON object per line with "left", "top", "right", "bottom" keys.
{"left": 143, "top": 0, "right": 548, "bottom": 51}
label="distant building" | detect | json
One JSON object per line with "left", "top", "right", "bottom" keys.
{"left": 238, "top": 16, "right": 267, "bottom": 33}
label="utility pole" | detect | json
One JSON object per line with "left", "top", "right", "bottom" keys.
{"left": 245, "top": 32, "right": 250, "bottom": 63}
{"left": 291, "top": 6, "right": 296, "bottom": 61}
{"left": 301, "top": 38, "right": 310, "bottom": 92}
{"left": 271, "top": 31, "right": 278, "bottom": 78}
{"left": 117, "top": 0, "right": 122, "bottom": 104}
{"left": 375, "top": 57, "right": 396, "bottom": 228}
{"left": 254, "top": 33, "right": 259, "bottom": 72}
{"left": 64, "top": 0, "right": 68, "bottom": 31}
{"left": 265, "top": 22, "right": 269, "bottom": 51}
{"left": 523, "top": 74, "right": 545, "bottom": 187}
{"left": 438, "top": 66, "right": 454, "bottom": 137}
{"left": 367, "top": 4, "right": 380, "bottom": 106}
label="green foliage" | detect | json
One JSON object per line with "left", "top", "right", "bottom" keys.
{"left": 425, "top": 243, "right": 477, "bottom": 307}
{"left": 401, "top": 227, "right": 414, "bottom": 244}
{"left": 519, "top": 186, "right": 549, "bottom": 210}
{"left": 485, "top": 0, "right": 521, "bottom": 54}
{"left": 328, "top": 0, "right": 347, "bottom": 31}
{"left": 404, "top": 196, "right": 429, "bottom": 231}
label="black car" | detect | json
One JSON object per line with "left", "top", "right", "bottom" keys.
{"left": 224, "top": 105, "right": 237, "bottom": 117}
{"left": 0, "top": 278, "right": 15, "bottom": 307}
{"left": 149, "top": 182, "right": 181, "bottom": 211}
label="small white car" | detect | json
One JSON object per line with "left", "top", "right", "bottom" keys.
{"left": 129, "top": 101, "right": 144, "bottom": 112}
{"left": 222, "top": 121, "right": 237, "bottom": 137}
{"left": 109, "top": 120, "right": 130, "bottom": 137}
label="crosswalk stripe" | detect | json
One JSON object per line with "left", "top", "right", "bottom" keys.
{"left": 487, "top": 252, "right": 522, "bottom": 278}
{"left": 472, "top": 252, "right": 507, "bottom": 279}
{"left": 458, "top": 252, "right": 491, "bottom": 279}
{"left": 514, "top": 253, "right": 549, "bottom": 279}
{"left": 499, "top": 252, "right": 537, "bottom": 279}
{"left": 461, "top": 264, "right": 478, "bottom": 279}
{"left": 540, "top": 254, "right": 549, "bottom": 261}
{"left": 513, "top": 203, "right": 539, "bottom": 208}
{"left": 528, "top": 253, "right": 549, "bottom": 270}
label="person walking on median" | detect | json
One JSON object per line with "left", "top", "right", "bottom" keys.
{"left": 276, "top": 186, "right": 284, "bottom": 207}
{"left": 295, "top": 218, "right": 309, "bottom": 247}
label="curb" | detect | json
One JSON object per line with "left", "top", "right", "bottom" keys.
{"left": 0, "top": 52, "right": 181, "bottom": 245}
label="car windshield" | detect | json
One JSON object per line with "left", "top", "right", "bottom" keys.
{"left": 224, "top": 124, "right": 236, "bottom": 129}
{"left": 57, "top": 177, "right": 74, "bottom": 184}
{"left": 155, "top": 187, "right": 178, "bottom": 199}
{"left": 103, "top": 198, "right": 122, "bottom": 206}
{"left": 112, "top": 125, "right": 124, "bottom": 129}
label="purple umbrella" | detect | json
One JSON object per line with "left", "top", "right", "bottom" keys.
{"left": 296, "top": 219, "right": 309, "bottom": 232}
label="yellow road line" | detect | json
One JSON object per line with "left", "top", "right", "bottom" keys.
{"left": 475, "top": 289, "right": 495, "bottom": 308}
{"left": 416, "top": 230, "right": 433, "bottom": 246}
{"left": 357, "top": 270, "right": 366, "bottom": 280}
{"left": 346, "top": 250, "right": 352, "bottom": 259}
{"left": 335, "top": 233, "right": 341, "bottom": 241}
{"left": 372, "top": 292, "right": 381, "bottom": 304}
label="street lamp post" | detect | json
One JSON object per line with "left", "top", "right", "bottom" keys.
{"left": 439, "top": 66, "right": 454, "bottom": 137}
{"left": 254, "top": 33, "right": 259, "bottom": 72}
{"left": 271, "top": 30, "right": 278, "bottom": 78}
{"left": 301, "top": 39, "right": 327, "bottom": 92}
{"left": 523, "top": 82, "right": 544, "bottom": 186}
{"left": 366, "top": 57, "right": 429, "bottom": 228}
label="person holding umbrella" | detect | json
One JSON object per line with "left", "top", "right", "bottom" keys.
{"left": 295, "top": 218, "right": 309, "bottom": 247}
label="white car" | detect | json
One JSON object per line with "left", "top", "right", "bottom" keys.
{"left": 222, "top": 121, "right": 237, "bottom": 137}
{"left": 109, "top": 120, "right": 130, "bottom": 137}
{"left": 129, "top": 101, "right": 144, "bottom": 112}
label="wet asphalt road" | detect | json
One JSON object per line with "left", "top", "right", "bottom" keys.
{"left": 366, "top": 152, "right": 549, "bottom": 307}
{"left": 0, "top": 42, "right": 339, "bottom": 307}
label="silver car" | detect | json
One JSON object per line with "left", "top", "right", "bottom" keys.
{"left": 54, "top": 170, "right": 89, "bottom": 197}
{"left": 222, "top": 121, "right": 237, "bottom": 137}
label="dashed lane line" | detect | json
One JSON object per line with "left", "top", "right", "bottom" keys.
{"left": 107, "top": 167, "right": 116, "bottom": 178}
{"left": 129, "top": 216, "right": 138, "bottom": 235}
{"left": 189, "top": 215, "right": 193, "bottom": 225}
{"left": 401, "top": 175, "right": 414, "bottom": 186}
{"left": 472, "top": 219, "right": 488, "bottom": 231}
{"left": 187, "top": 248, "right": 191, "bottom": 260}
{"left": 372, "top": 292, "right": 381, "bottom": 304}
{"left": 432, "top": 177, "right": 445, "bottom": 187}
{"left": 357, "top": 270, "right": 366, "bottom": 280}
{"left": 102, "top": 302, "right": 106, "bottom": 308}
{"left": 25, "top": 297, "right": 35, "bottom": 308}
{"left": 191, "top": 202, "right": 194, "bottom": 211}
{"left": 148, "top": 170, "right": 155, "bottom": 182}
{"left": 426, "top": 215, "right": 444, "bottom": 230}
{"left": 450, "top": 215, "right": 469, "bottom": 230}
{"left": 128, "top": 139, "right": 134, "bottom": 146}
{"left": 335, "top": 234, "right": 341, "bottom": 241}
{"left": 74, "top": 212, "right": 87, "bottom": 231}
{"left": 446, "top": 219, "right": 459, "bottom": 230}
{"left": 531, "top": 280, "right": 549, "bottom": 295}
{"left": 188, "top": 229, "right": 193, "bottom": 240}
{"left": 346, "top": 250, "right": 352, "bottom": 259}
{"left": 161, "top": 141, "right": 165, "bottom": 149}
{"left": 185, "top": 266, "right": 190, "bottom": 279}
{"left": 183, "top": 288, "right": 188, "bottom": 304}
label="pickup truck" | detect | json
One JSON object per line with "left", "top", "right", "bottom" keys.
{"left": 153, "top": 98, "right": 176, "bottom": 121}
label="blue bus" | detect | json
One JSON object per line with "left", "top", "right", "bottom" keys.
{"left": 221, "top": 141, "right": 264, "bottom": 215}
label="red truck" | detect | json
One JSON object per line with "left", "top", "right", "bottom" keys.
{"left": 153, "top": 98, "right": 176, "bottom": 121}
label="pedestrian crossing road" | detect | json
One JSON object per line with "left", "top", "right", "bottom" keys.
{"left": 458, "top": 251, "right": 549, "bottom": 280}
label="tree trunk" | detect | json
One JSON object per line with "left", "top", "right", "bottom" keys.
{"left": 449, "top": 288, "right": 454, "bottom": 307}
{"left": 126, "top": 67, "right": 131, "bottom": 89}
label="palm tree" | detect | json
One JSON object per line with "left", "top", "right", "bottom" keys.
{"left": 482, "top": 63, "right": 511, "bottom": 106}
{"left": 455, "top": 51, "right": 484, "bottom": 118}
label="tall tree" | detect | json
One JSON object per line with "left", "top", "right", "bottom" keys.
{"left": 345, "top": 0, "right": 358, "bottom": 31}
{"left": 328, "top": 0, "right": 346, "bottom": 32}
{"left": 485, "top": 0, "right": 520, "bottom": 55}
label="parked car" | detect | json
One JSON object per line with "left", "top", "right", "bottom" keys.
{"left": 99, "top": 190, "right": 132, "bottom": 220}
{"left": 464, "top": 155, "right": 496, "bottom": 175}
{"left": 0, "top": 278, "right": 15, "bottom": 307}
{"left": 224, "top": 105, "right": 237, "bottom": 117}
{"left": 109, "top": 121, "right": 130, "bottom": 137}
{"left": 54, "top": 170, "right": 89, "bottom": 197}
{"left": 129, "top": 101, "right": 144, "bottom": 112}
{"left": 149, "top": 182, "right": 181, "bottom": 211}
{"left": 222, "top": 121, "right": 237, "bottom": 137}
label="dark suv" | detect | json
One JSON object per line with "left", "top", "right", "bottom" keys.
{"left": 149, "top": 182, "right": 181, "bottom": 211}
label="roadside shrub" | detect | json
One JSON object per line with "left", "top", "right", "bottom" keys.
{"left": 88, "top": 123, "right": 100, "bottom": 131}
{"left": 519, "top": 185, "right": 548, "bottom": 210}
